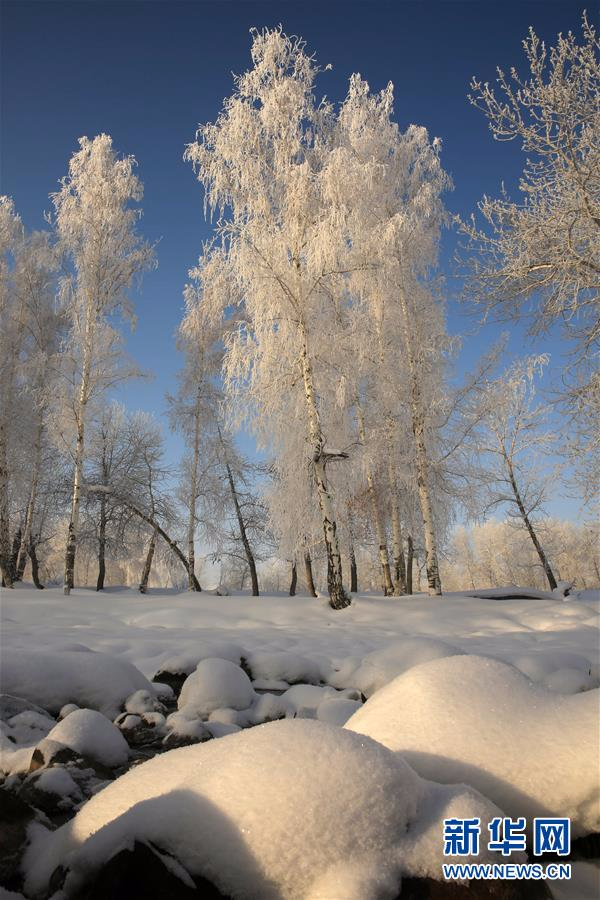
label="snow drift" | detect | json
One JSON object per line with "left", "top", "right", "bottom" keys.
{"left": 24, "top": 719, "right": 507, "bottom": 900}
{"left": 346, "top": 654, "right": 600, "bottom": 837}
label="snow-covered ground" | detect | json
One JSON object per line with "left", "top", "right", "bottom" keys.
{"left": 1, "top": 582, "right": 598, "bottom": 899}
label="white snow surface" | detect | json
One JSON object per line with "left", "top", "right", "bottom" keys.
{"left": 178, "top": 657, "right": 256, "bottom": 717}
{"left": 346, "top": 654, "right": 600, "bottom": 837}
{"left": 42, "top": 709, "right": 129, "bottom": 768}
{"left": 0, "top": 645, "right": 155, "bottom": 718}
{"left": 24, "top": 719, "right": 508, "bottom": 900}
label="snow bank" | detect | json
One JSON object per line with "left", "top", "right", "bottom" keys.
{"left": 346, "top": 655, "right": 600, "bottom": 836}
{"left": 24, "top": 719, "right": 505, "bottom": 900}
{"left": 245, "top": 651, "right": 323, "bottom": 687}
{"left": 42, "top": 709, "right": 129, "bottom": 768}
{"left": 0, "top": 649, "right": 154, "bottom": 718}
{"left": 178, "top": 657, "right": 256, "bottom": 718}
{"left": 330, "top": 636, "right": 463, "bottom": 697}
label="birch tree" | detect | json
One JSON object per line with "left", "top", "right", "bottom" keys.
{"left": 473, "top": 356, "right": 558, "bottom": 590}
{"left": 52, "top": 135, "right": 154, "bottom": 594}
{"left": 464, "top": 15, "right": 600, "bottom": 461}
{"left": 185, "top": 29, "right": 364, "bottom": 609}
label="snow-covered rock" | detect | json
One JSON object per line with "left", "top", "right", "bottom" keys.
{"left": 24, "top": 719, "right": 508, "bottom": 900}
{"left": 346, "top": 654, "right": 600, "bottom": 837}
{"left": 40, "top": 709, "right": 129, "bottom": 769}
{"left": 178, "top": 658, "right": 255, "bottom": 718}
{"left": 0, "top": 649, "right": 154, "bottom": 718}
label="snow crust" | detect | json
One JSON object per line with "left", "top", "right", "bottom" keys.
{"left": 346, "top": 654, "right": 600, "bottom": 836}
{"left": 0, "top": 647, "right": 154, "bottom": 718}
{"left": 43, "top": 709, "right": 129, "bottom": 768}
{"left": 24, "top": 719, "right": 506, "bottom": 900}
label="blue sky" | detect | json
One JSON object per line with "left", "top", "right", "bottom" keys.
{"left": 1, "top": 0, "right": 586, "bottom": 519}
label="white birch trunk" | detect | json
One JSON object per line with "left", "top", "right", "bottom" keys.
{"left": 16, "top": 407, "right": 44, "bottom": 580}
{"left": 187, "top": 383, "right": 202, "bottom": 591}
{"left": 387, "top": 456, "right": 407, "bottom": 595}
{"left": 299, "top": 322, "right": 349, "bottom": 609}
{"left": 398, "top": 287, "right": 442, "bottom": 595}
{"left": 355, "top": 399, "right": 394, "bottom": 595}
{"left": 64, "top": 297, "right": 95, "bottom": 594}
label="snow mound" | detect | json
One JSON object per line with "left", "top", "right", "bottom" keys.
{"left": 330, "top": 636, "right": 463, "bottom": 697}
{"left": 42, "top": 709, "right": 129, "bottom": 768}
{"left": 178, "top": 658, "right": 255, "bottom": 718}
{"left": 346, "top": 654, "right": 600, "bottom": 836}
{"left": 0, "top": 649, "right": 154, "bottom": 718}
{"left": 245, "top": 651, "right": 323, "bottom": 686}
{"left": 24, "top": 719, "right": 506, "bottom": 900}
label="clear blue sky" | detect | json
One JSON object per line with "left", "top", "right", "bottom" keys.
{"left": 1, "top": 0, "right": 586, "bottom": 519}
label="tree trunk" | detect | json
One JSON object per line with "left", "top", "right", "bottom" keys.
{"left": 397, "top": 287, "right": 441, "bottom": 595}
{"left": 349, "top": 545, "right": 358, "bottom": 593}
{"left": 139, "top": 527, "right": 157, "bottom": 593}
{"left": 406, "top": 535, "right": 414, "bottom": 595}
{"left": 9, "top": 527, "right": 22, "bottom": 581}
{"left": 0, "top": 418, "right": 13, "bottom": 587}
{"left": 223, "top": 457, "right": 259, "bottom": 596}
{"left": 29, "top": 539, "right": 44, "bottom": 589}
{"left": 64, "top": 298, "right": 95, "bottom": 595}
{"left": 187, "top": 384, "right": 202, "bottom": 592}
{"left": 355, "top": 400, "right": 394, "bottom": 595}
{"left": 303, "top": 550, "right": 318, "bottom": 597}
{"left": 505, "top": 456, "right": 558, "bottom": 591}
{"left": 16, "top": 412, "right": 44, "bottom": 581}
{"left": 96, "top": 491, "right": 107, "bottom": 591}
{"left": 388, "top": 461, "right": 407, "bottom": 595}
{"left": 289, "top": 560, "right": 297, "bottom": 596}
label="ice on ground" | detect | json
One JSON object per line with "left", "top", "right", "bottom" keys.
{"left": 24, "top": 719, "right": 507, "bottom": 900}
{"left": 42, "top": 709, "right": 129, "bottom": 768}
{"left": 0, "top": 648, "right": 154, "bottom": 718}
{"left": 346, "top": 654, "right": 600, "bottom": 837}
{"left": 178, "top": 658, "right": 256, "bottom": 718}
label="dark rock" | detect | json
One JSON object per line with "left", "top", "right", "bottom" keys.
{"left": 115, "top": 714, "right": 164, "bottom": 748}
{"left": 162, "top": 729, "right": 211, "bottom": 751}
{"left": 18, "top": 768, "right": 82, "bottom": 816}
{"left": 30, "top": 739, "right": 115, "bottom": 781}
{"left": 66, "top": 840, "right": 229, "bottom": 899}
{"left": 397, "top": 875, "right": 551, "bottom": 899}
{"left": 570, "top": 831, "right": 600, "bottom": 860}
{"left": 152, "top": 671, "right": 188, "bottom": 699}
{"left": 0, "top": 789, "right": 36, "bottom": 887}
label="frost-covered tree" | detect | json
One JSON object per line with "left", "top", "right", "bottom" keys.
{"left": 473, "top": 356, "right": 558, "bottom": 590}
{"left": 52, "top": 135, "right": 154, "bottom": 594}
{"left": 464, "top": 15, "right": 600, "bottom": 463}
{"left": 185, "top": 29, "right": 366, "bottom": 609}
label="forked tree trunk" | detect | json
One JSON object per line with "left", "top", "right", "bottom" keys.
{"left": 64, "top": 299, "right": 95, "bottom": 595}
{"left": 139, "top": 527, "right": 157, "bottom": 593}
{"left": 398, "top": 288, "right": 442, "bottom": 595}
{"left": 289, "top": 559, "right": 297, "bottom": 596}
{"left": 303, "top": 550, "right": 318, "bottom": 597}
{"left": 187, "top": 384, "right": 202, "bottom": 591}
{"left": 355, "top": 401, "right": 394, "bottom": 595}
{"left": 505, "top": 454, "right": 558, "bottom": 591}
{"left": 406, "top": 535, "right": 414, "bottom": 595}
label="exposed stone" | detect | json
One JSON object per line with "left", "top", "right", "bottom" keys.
{"left": 0, "top": 789, "right": 36, "bottom": 888}
{"left": 152, "top": 671, "right": 188, "bottom": 699}
{"left": 64, "top": 840, "right": 229, "bottom": 899}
